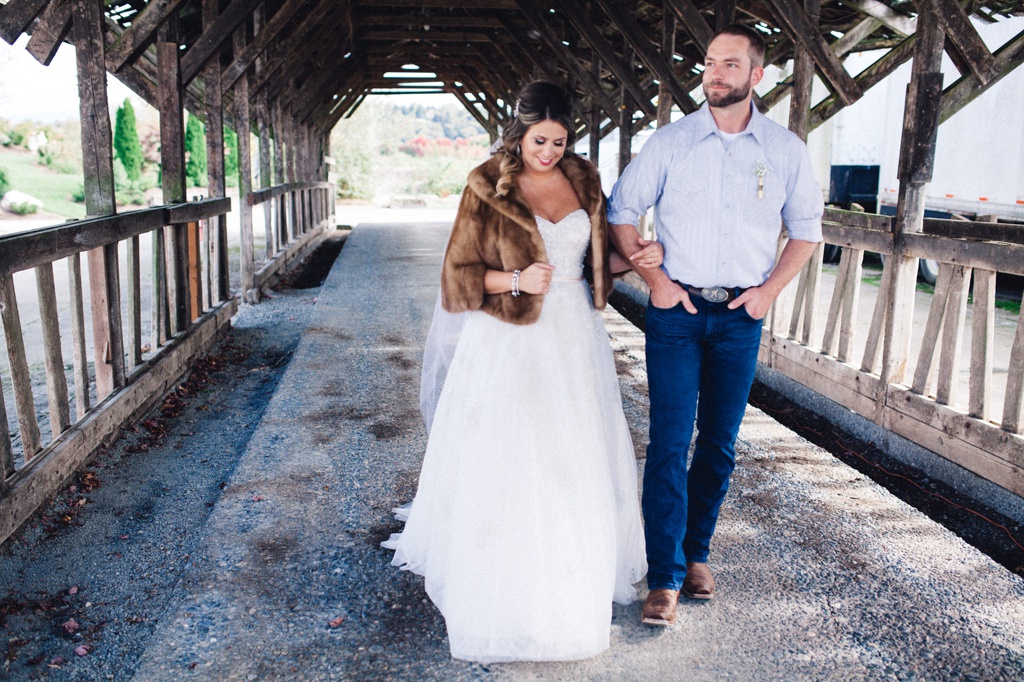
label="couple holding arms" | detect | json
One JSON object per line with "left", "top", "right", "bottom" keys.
{"left": 385, "top": 24, "right": 824, "bottom": 662}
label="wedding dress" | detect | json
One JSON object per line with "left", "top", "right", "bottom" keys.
{"left": 385, "top": 208, "right": 646, "bottom": 663}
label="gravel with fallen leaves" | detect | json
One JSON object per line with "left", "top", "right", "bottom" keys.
{"left": 0, "top": 237, "right": 343, "bottom": 681}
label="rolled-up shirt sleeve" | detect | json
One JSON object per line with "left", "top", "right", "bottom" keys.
{"left": 781, "top": 143, "right": 824, "bottom": 242}
{"left": 607, "top": 129, "right": 671, "bottom": 227}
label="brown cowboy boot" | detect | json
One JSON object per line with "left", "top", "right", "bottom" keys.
{"left": 641, "top": 588, "right": 680, "bottom": 626}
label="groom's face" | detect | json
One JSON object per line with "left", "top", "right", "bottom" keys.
{"left": 702, "top": 34, "right": 763, "bottom": 109}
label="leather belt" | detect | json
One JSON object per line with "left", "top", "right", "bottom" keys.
{"left": 675, "top": 282, "right": 746, "bottom": 303}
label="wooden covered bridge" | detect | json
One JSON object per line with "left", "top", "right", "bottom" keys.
{"left": 1, "top": 0, "right": 1023, "bottom": 554}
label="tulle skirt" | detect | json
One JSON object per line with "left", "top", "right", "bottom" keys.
{"left": 388, "top": 279, "right": 646, "bottom": 662}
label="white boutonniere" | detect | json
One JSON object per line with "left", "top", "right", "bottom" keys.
{"left": 754, "top": 162, "right": 769, "bottom": 199}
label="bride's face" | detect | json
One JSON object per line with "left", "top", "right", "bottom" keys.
{"left": 519, "top": 120, "right": 569, "bottom": 175}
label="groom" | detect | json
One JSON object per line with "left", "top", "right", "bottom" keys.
{"left": 608, "top": 24, "right": 823, "bottom": 626}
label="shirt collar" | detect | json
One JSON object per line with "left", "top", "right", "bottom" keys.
{"left": 694, "top": 100, "right": 767, "bottom": 147}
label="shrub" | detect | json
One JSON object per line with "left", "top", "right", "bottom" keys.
{"left": 71, "top": 184, "right": 85, "bottom": 203}
{"left": 8, "top": 201, "right": 39, "bottom": 215}
{"left": 38, "top": 147, "right": 79, "bottom": 174}
{"left": 113, "top": 158, "right": 146, "bottom": 205}
{"left": 0, "top": 166, "right": 9, "bottom": 195}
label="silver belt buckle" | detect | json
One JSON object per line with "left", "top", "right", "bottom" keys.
{"left": 701, "top": 286, "right": 729, "bottom": 303}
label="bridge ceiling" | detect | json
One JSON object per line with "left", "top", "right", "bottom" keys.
{"left": 2, "top": 0, "right": 1024, "bottom": 135}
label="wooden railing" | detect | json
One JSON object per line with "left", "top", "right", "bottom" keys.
{"left": 0, "top": 199, "right": 238, "bottom": 543}
{"left": 0, "top": 181, "right": 335, "bottom": 543}
{"left": 766, "top": 208, "right": 1024, "bottom": 499}
{"left": 242, "top": 181, "right": 335, "bottom": 299}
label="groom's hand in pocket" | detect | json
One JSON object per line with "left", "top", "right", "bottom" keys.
{"left": 650, "top": 280, "right": 696, "bottom": 313}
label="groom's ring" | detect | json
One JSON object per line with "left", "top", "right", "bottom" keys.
{"left": 677, "top": 283, "right": 747, "bottom": 304}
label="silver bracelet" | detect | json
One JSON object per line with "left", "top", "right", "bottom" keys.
{"left": 511, "top": 269, "right": 521, "bottom": 297}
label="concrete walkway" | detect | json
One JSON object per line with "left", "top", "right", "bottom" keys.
{"left": 132, "top": 223, "right": 1024, "bottom": 681}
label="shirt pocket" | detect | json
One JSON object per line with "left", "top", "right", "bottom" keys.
{"left": 663, "top": 167, "right": 711, "bottom": 227}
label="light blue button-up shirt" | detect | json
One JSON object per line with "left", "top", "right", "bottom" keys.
{"left": 608, "top": 103, "right": 824, "bottom": 289}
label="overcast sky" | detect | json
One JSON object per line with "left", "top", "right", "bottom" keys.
{"left": 0, "top": 36, "right": 455, "bottom": 125}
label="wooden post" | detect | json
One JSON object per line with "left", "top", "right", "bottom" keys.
{"left": 618, "top": 45, "right": 634, "bottom": 177}
{"left": 879, "top": 6, "right": 945, "bottom": 415}
{"left": 0, "top": 365, "right": 12, "bottom": 483}
{"left": 0, "top": 275, "right": 41, "bottom": 458}
{"left": 72, "top": 0, "right": 123, "bottom": 399}
{"left": 35, "top": 263, "right": 71, "bottom": 436}
{"left": 785, "top": 0, "right": 824, "bottom": 346}
{"left": 67, "top": 254, "right": 90, "bottom": 418}
{"left": 254, "top": 5, "right": 274, "bottom": 258}
{"left": 234, "top": 26, "right": 257, "bottom": 303}
{"left": 158, "top": 19, "right": 189, "bottom": 334}
{"left": 273, "top": 99, "right": 289, "bottom": 245}
{"left": 203, "top": 0, "right": 229, "bottom": 303}
{"left": 258, "top": 94, "right": 274, "bottom": 257}
{"left": 657, "top": 7, "right": 675, "bottom": 128}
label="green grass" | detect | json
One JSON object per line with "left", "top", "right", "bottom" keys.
{"left": 0, "top": 146, "right": 86, "bottom": 219}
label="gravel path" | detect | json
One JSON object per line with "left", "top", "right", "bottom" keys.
{"left": 1, "top": 223, "right": 1022, "bottom": 681}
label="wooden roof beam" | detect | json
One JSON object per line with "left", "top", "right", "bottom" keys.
{"left": 499, "top": 10, "right": 619, "bottom": 121}
{"left": 714, "top": 0, "right": 735, "bottom": 31}
{"left": 841, "top": 0, "right": 916, "bottom": 37}
{"left": 809, "top": 33, "right": 916, "bottom": 130}
{"left": 547, "top": 0, "right": 658, "bottom": 120}
{"left": 360, "top": 14, "right": 503, "bottom": 28}
{"left": 940, "top": 26, "right": 1024, "bottom": 124}
{"left": 180, "top": 0, "right": 263, "bottom": 85}
{"left": 765, "top": 0, "right": 863, "bottom": 106}
{"left": 925, "top": 0, "right": 998, "bottom": 84}
{"left": 592, "top": 0, "right": 698, "bottom": 114}
{"left": 0, "top": 0, "right": 50, "bottom": 45}
{"left": 25, "top": 0, "right": 71, "bottom": 65}
{"left": 266, "top": 19, "right": 349, "bottom": 103}
{"left": 362, "top": 0, "right": 518, "bottom": 8}
{"left": 220, "top": 0, "right": 307, "bottom": 92}
{"left": 447, "top": 81, "right": 498, "bottom": 137}
{"left": 664, "top": 0, "right": 714, "bottom": 54}
{"left": 358, "top": 29, "right": 493, "bottom": 42}
{"left": 490, "top": 35, "right": 537, "bottom": 85}
{"left": 759, "top": 15, "right": 881, "bottom": 111}
{"left": 249, "top": 0, "right": 343, "bottom": 95}
{"left": 105, "top": 0, "right": 190, "bottom": 72}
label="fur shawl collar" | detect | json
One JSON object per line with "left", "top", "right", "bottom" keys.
{"left": 441, "top": 152, "right": 613, "bottom": 325}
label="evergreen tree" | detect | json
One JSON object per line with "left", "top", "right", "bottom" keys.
{"left": 113, "top": 99, "right": 143, "bottom": 182}
{"left": 184, "top": 113, "right": 207, "bottom": 187}
{"left": 224, "top": 126, "right": 239, "bottom": 179}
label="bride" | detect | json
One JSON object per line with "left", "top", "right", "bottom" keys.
{"left": 384, "top": 81, "right": 659, "bottom": 663}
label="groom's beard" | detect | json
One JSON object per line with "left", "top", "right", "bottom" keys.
{"left": 703, "top": 80, "right": 751, "bottom": 109}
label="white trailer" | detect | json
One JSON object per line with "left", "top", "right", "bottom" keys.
{"left": 825, "top": 16, "right": 1024, "bottom": 223}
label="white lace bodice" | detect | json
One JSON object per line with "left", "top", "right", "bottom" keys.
{"left": 535, "top": 208, "right": 590, "bottom": 279}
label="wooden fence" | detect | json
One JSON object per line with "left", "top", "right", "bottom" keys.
{"left": 764, "top": 208, "right": 1024, "bottom": 499}
{"left": 0, "top": 182, "right": 334, "bottom": 543}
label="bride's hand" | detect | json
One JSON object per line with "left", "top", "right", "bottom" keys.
{"left": 518, "top": 262, "right": 555, "bottom": 295}
{"left": 629, "top": 238, "right": 664, "bottom": 269}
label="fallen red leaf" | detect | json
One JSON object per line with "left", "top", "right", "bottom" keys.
{"left": 68, "top": 586, "right": 79, "bottom": 595}
{"left": 62, "top": 618, "right": 79, "bottom": 634}
{"left": 329, "top": 616, "right": 344, "bottom": 627}
{"left": 74, "top": 645, "right": 90, "bottom": 656}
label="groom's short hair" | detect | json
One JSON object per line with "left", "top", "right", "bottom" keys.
{"left": 714, "top": 24, "right": 766, "bottom": 69}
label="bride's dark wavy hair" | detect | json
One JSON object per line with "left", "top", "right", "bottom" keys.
{"left": 495, "top": 81, "right": 578, "bottom": 197}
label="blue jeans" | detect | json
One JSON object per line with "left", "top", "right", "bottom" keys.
{"left": 643, "top": 297, "right": 763, "bottom": 591}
